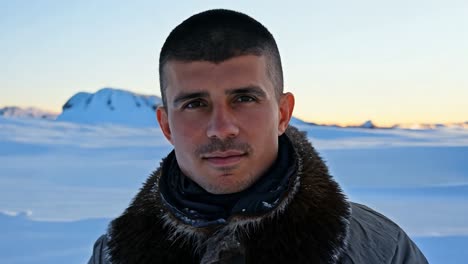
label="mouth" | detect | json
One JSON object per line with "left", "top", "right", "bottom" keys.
{"left": 202, "top": 150, "right": 247, "bottom": 167}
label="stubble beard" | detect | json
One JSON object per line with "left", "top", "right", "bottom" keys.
{"left": 194, "top": 137, "right": 255, "bottom": 194}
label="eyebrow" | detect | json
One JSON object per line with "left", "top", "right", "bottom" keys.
{"left": 226, "top": 86, "right": 267, "bottom": 98}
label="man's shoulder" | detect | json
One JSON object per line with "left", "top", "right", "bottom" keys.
{"left": 349, "top": 202, "right": 402, "bottom": 239}
{"left": 88, "top": 234, "right": 110, "bottom": 264}
{"left": 342, "top": 202, "right": 428, "bottom": 263}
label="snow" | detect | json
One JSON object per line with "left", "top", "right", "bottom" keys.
{"left": 395, "top": 122, "right": 468, "bottom": 130}
{"left": 360, "top": 120, "right": 375, "bottom": 129}
{"left": 0, "top": 106, "right": 58, "bottom": 120}
{"left": 0, "top": 115, "right": 467, "bottom": 263}
{"left": 56, "top": 88, "right": 162, "bottom": 127}
{"left": 0, "top": 211, "right": 108, "bottom": 264}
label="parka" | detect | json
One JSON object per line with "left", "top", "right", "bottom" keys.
{"left": 89, "top": 126, "right": 428, "bottom": 264}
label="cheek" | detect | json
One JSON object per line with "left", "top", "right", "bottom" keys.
{"left": 237, "top": 108, "right": 279, "bottom": 149}
{"left": 238, "top": 106, "right": 278, "bottom": 130}
{"left": 170, "top": 114, "right": 206, "bottom": 148}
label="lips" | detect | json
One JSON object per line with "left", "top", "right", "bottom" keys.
{"left": 202, "top": 150, "right": 247, "bottom": 167}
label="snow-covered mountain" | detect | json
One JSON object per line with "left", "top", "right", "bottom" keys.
{"left": 359, "top": 120, "right": 376, "bottom": 129}
{"left": 341, "top": 120, "right": 377, "bottom": 129}
{"left": 319, "top": 120, "right": 467, "bottom": 130}
{"left": 394, "top": 122, "right": 468, "bottom": 130}
{"left": 0, "top": 106, "right": 57, "bottom": 120}
{"left": 56, "top": 88, "right": 162, "bottom": 127}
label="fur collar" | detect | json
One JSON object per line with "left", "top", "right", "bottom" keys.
{"left": 106, "top": 126, "right": 351, "bottom": 264}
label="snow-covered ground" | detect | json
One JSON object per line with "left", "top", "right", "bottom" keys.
{"left": 1, "top": 116, "right": 467, "bottom": 263}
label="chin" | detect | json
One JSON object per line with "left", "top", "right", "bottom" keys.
{"left": 202, "top": 181, "right": 245, "bottom": 195}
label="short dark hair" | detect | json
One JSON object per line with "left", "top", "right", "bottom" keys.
{"left": 159, "top": 9, "right": 283, "bottom": 107}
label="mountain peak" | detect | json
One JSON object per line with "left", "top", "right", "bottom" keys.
{"left": 0, "top": 106, "right": 58, "bottom": 120}
{"left": 360, "top": 120, "right": 376, "bottom": 129}
{"left": 57, "top": 88, "right": 162, "bottom": 126}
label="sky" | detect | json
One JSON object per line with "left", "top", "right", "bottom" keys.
{"left": 1, "top": 0, "right": 467, "bottom": 126}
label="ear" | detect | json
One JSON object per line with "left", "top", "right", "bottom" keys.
{"left": 156, "top": 106, "right": 174, "bottom": 144}
{"left": 278, "top": 92, "right": 295, "bottom": 135}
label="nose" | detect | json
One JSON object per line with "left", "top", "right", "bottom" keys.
{"left": 206, "top": 104, "right": 239, "bottom": 140}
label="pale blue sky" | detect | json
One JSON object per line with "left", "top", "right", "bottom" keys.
{"left": 1, "top": 0, "right": 467, "bottom": 125}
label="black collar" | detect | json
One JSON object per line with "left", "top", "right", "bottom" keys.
{"left": 158, "top": 134, "right": 297, "bottom": 227}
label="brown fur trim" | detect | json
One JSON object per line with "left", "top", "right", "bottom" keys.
{"left": 107, "top": 126, "right": 350, "bottom": 264}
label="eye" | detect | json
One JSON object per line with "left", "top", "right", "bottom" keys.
{"left": 234, "top": 95, "right": 256, "bottom": 103}
{"left": 183, "top": 100, "right": 207, "bottom": 109}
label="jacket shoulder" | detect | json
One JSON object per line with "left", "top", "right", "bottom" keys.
{"left": 88, "top": 234, "right": 110, "bottom": 264}
{"left": 340, "top": 203, "right": 428, "bottom": 264}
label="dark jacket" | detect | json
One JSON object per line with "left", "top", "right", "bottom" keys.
{"left": 89, "top": 127, "right": 428, "bottom": 264}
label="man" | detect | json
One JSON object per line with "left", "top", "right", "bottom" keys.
{"left": 89, "top": 9, "right": 428, "bottom": 263}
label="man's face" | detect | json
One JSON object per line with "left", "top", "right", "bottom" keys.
{"left": 157, "top": 55, "right": 294, "bottom": 194}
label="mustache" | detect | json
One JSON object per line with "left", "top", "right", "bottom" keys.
{"left": 195, "top": 138, "right": 252, "bottom": 156}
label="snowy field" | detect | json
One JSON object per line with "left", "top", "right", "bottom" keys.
{"left": 1, "top": 116, "right": 467, "bottom": 263}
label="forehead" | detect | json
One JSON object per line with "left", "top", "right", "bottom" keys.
{"left": 163, "top": 55, "right": 272, "bottom": 95}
